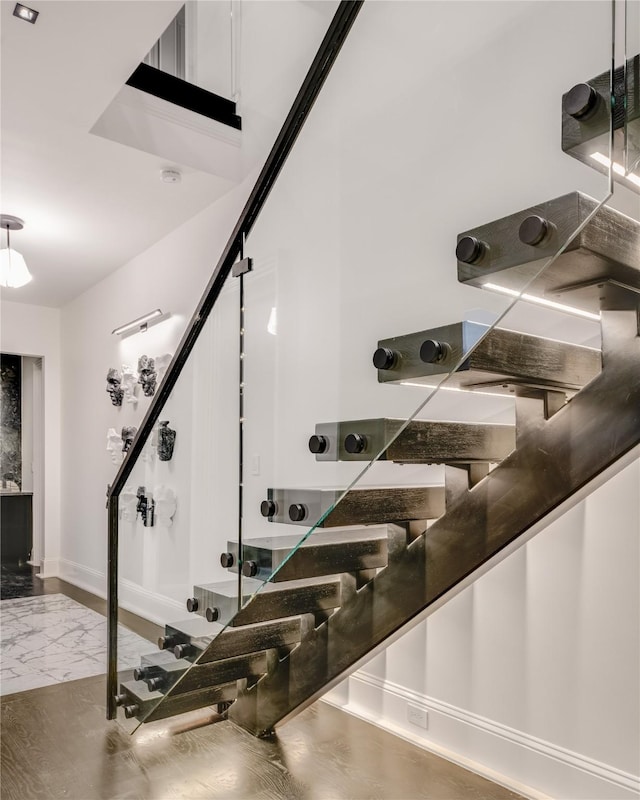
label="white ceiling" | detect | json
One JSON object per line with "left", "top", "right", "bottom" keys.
{"left": 1, "top": 0, "right": 238, "bottom": 308}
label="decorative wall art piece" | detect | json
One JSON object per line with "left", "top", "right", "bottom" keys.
{"left": 141, "top": 437, "right": 156, "bottom": 464}
{"left": 157, "top": 421, "right": 176, "bottom": 461}
{"left": 136, "top": 486, "right": 154, "bottom": 527}
{"left": 137, "top": 355, "right": 157, "bottom": 397}
{"left": 155, "top": 352, "right": 172, "bottom": 386}
{"left": 120, "top": 486, "right": 138, "bottom": 522}
{"left": 121, "top": 364, "right": 138, "bottom": 404}
{"left": 106, "top": 428, "right": 124, "bottom": 465}
{"left": 121, "top": 426, "right": 138, "bottom": 454}
{"left": 0, "top": 354, "right": 22, "bottom": 490}
{"left": 154, "top": 485, "right": 177, "bottom": 526}
{"left": 106, "top": 368, "right": 124, "bottom": 406}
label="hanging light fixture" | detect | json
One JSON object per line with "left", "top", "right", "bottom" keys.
{"left": 0, "top": 215, "right": 32, "bottom": 288}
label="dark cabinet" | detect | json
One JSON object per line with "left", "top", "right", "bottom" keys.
{"left": 1, "top": 493, "right": 33, "bottom": 564}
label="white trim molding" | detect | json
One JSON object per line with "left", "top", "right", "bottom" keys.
{"left": 323, "top": 672, "right": 640, "bottom": 800}
{"left": 57, "top": 558, "right": 184, "bottom": 626}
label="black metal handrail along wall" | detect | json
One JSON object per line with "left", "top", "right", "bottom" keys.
{"left": 107, "top": 0, "right": 364, "bottom": 719}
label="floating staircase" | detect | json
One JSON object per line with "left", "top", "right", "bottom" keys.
{"left": 115, "top": 186, "right": 640, "bottom": 731}
{"left": 108, "top": 4, "right": 639, "bottom": 740}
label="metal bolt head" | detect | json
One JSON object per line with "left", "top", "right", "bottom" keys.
{"left": 456, "top": 236, "right": 486, "bottom": 264}
{"left": 242, "top": 560, "right": 258, "bottom": 578}
{"left": 344, "top": 433, "right": 367, "bottom": 454}
{"left": 419, "top": 339, "right": 448, "bottom": 364}
{"left": 205, "top": 607, "right": 219, "bottom": 623}
{"left": 563, "top": 83, "right": 598, "bottom": 120}
{"left": 289, "top": 503, "right": 307, "bottom": 522}
{"left": 123, "top": 704, "right": 139, "bottom": 719}
{"left": 260, "top": 499, "right": 277, "bottom": 517}
{"left": 519, "top": 215, "right": 550, "bottom": 247}
{"left": 372, "top": 347, "right": 397, "bottom": 370}
{"left": 186, "top": 597, "right": 199, "bottom": 613}
{"left": 173, "top": 644, "right": 189, "bottom": 659}
{"left": 308, "top": 435, "right": 328, "bottom": 454}
{"left": 220, "top": 552, "right": 234, "bottom": 568}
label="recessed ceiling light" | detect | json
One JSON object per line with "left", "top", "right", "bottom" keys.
{"left": 13, "top": 3, "right": 39, "bottom": 23}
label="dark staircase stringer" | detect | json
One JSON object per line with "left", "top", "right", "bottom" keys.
{"left": 227, "top": 298, "right": 640, "bottom": 735}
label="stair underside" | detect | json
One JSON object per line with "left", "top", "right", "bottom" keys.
{"left": 226, "top": 307, "right": 639, "bottom": 734}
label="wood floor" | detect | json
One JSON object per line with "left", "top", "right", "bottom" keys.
{"left": 0, "top": 571, "right": 526, "bottom": 800}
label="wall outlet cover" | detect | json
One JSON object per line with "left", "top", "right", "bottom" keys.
{"left": 407, "top": 703, "right": 428, "bottom": 729}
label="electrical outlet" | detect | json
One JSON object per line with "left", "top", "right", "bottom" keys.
{"left": 407, "top": 703, "right": 428, "bottom": 729}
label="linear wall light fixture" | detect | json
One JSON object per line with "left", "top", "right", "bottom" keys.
{"left": 0, "top": 215, "right": 32, "bottom": 288}
{"left": 13, "top": 3, "right": 39, "bottom": 23}
{"left": 112, "top": 309, "right": 170, "bottom": 337}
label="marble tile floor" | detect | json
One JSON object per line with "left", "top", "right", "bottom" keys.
{"left": 0, "top": 593, "right": 155, "bottom": 696}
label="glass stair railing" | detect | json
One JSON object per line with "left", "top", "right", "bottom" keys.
{"left": 108, "top": 0, "right": 639, "bottom": 738}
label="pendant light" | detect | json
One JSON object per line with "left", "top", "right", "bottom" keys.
{"left": 0, "top": 215, "right": 32, "bottom": 288}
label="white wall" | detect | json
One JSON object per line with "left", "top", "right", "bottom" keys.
{"left": 58, "top": 0, "right": 338, "bottom": 613}
{"left": 56, "top": 2, "right": 639, "bottom": 799}
{"left": 0, "top": 301, "right": 61, "bottom": 576}
{"left": 324, "top": 455, "right": 640, "bottom": 800}
{"left": 59, "top": 184, "right": 247, "bottom": 613}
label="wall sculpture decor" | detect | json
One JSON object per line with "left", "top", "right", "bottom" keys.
{"left": 106, "top": 428, "right": 124, "bottom": 465}
{"left": 136, "top": 486, "right": 154, "bottom": 527}
{"left": 154, "top": 485, "right": 177, "bottom": 526}
{"left": 120, "top": 486, "right": 138, "bottom": 522}
{"left": 106, "top": 368, "right": 124, "bottom": 406}
{"left": 121, "top": 426, "right": 138, "bottom": 454}
{"left": 155, "top": 352, "right": 172, "bottom": 386}
{"left": 137, "top": 355, "right": 157, "bottom": 397}
{"left": 121, "top": 364, "right": 139, "bottom": 404}
{"left": 157, "top": 420, "right": 176, "bottom": 461}
{"left": 142, "top": 436, "right": 157, "bottom": 464}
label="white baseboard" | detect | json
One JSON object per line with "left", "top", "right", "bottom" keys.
{"left": 323, "top": 672, "right": 639, "bottom": 800}
{"left": 57, "top": 558, "right": 184, "bottom": 626}
{"left": 37, "top": 557, "right": 60, "bottom": 579}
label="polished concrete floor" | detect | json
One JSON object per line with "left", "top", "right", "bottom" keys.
{"left": 1, "top": 572, "right": 526, "bottom": 799}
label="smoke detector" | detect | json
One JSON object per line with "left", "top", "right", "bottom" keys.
{"left": 161, "top": 169, "right": 181, "bottom": 184}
